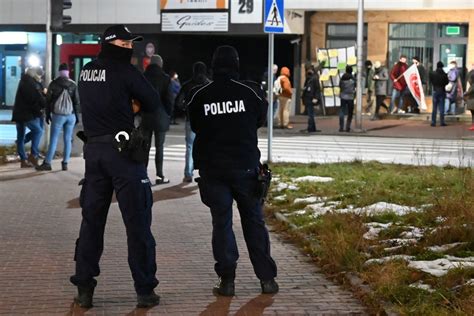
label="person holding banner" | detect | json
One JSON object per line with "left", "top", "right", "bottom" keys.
{"left": 389, "top": 55, "right": 409, "bottom": 114}
{"left": 410, "top": 56, "right": 426, "bottom": 114}
{"left": 402, "top": 62, "right": 427, "bottom": 114}
{"left": 429, "top": 61, "right": 449, "bottom": 127}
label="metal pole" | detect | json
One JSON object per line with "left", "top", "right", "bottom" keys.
{"left": 43, "top": 0, "right": 53, "bottom": 151}
{"left": 267, "top": 33, "right": 274, "bottom": 163}
{"left": 355, "top": 0, "right": 364, "bottom": 131}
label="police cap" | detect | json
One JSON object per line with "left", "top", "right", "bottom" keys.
{"left": 102, "top": 24, "right": 143, "bottom": 43}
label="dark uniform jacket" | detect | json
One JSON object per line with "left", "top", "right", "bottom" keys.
{"left": 12, "top": 74, "right": 46, "bottom": 123}
{"left": 175, "top": 74, "right": 211, "bottom": 121}
{"left": 188, "top": 73, "right": 268, "bottom": 170}
{"left": 142, "top": 64, "right": 173, "bottom": 132}
{"left": 46, "top": 76, "right": 80, "bottom": 120}
{"left": 79, "top": 55, "right": 161, "bottom": 137}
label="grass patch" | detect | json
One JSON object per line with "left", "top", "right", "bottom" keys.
{"left": 266, "top": 161, "right": 474, "bottom": 314}
{"left": 0, "top": 145, "right": 17, "bottom": 164}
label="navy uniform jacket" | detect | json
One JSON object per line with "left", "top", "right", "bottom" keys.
{"left": 79, "top": 58, "right": 161, "bottom": 137}
{"left": 188, "top": 76, "right": 268, "bottom": 170}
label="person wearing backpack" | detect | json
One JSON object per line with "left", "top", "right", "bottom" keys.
{"left": 36, "top": 63, "right": 80, "bottom": 171}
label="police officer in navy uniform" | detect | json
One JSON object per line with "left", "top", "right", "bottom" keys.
{"left": 70, "top": 25, "right": 161, "bottom": 308}
{"left": 188, "top": 45, "right": 279, "bottom": 296}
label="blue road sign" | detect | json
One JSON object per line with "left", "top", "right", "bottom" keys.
{"left": 264, "top": 0, "right": 284, "bottom": 33}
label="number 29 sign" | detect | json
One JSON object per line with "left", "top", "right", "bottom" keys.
{"left": 231, "top": 0, "right": 263, "bottom": 24}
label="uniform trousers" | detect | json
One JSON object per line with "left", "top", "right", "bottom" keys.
{"left": 70, "top": 142, "right": 158, "bottom": 295}
{"left": 197, "top": 168, "right": 277, "bottom": 281}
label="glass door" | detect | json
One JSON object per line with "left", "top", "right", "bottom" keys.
{"left": 439, "top": 43, "right": 467, "bottom": 81}
{"left": 5, "top": 55, "right": 23, "bottom": 106}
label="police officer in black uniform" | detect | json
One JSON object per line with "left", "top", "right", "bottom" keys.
{"left": 188, "top": 45, "right": 279, "bottom": 296}
{"left": 70, "top": 25, "right": 161, "bottom": 308}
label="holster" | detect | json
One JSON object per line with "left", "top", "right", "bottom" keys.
{"left": 257, "top": 163, "right": 272, "bottom": 205}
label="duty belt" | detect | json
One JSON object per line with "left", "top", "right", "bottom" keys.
{"left": 87, "top": 134, "right": 115, "bottom": 143}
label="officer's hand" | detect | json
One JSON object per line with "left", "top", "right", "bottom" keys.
{"left": 312, "top": 98, "right": 319, "bottom": 104}
{"left": 75, "top": 115, "right": 80, "bottom": 126}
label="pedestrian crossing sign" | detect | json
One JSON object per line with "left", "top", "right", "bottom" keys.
{"left": 264, "top": 0, "right": 284, "bottom": 33}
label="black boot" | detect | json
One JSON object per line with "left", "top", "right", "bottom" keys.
{"left": 213, "top": 278, "right": 235, "bottom": 296}
{"left": 36, "top": 162, "right": 52, "bottom": 171}
{"left": 136, "top": 291, "right": 160, "bottom": 308}
{"left": 62, "top": 162, "right": 68, "bottom": 171}
{"left": 261, "top": 279, "right": 279, "bottom": 294}
{"left": 74, "top": 286, "right": 94, "bottom": 308}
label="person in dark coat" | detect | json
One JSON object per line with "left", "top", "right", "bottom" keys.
{"left": 429, "top": 61, "right": 449, "bottom": 126}
{"left": 174, "top": 61, "right": 211, "bottom": 182}
{"left": 142, "top": 54, "right": 173, "bottom": 185}
{"left": 371, "top": 61, "right": 389, "bottom": 120}
{"left": 339, "top": 65, "right": 355, "bottom": 132}
{"left": 11, "top": 66, "right": 46, "bottom": 168}
{"left": 188, "top": 45, "right": 278, "bottom": 297}
{"left": 70, "top": 24, "right": 161, "bottom": 309}
{"left": 301, "top": 66, "right": 321, "bottom": 133}
{"left": 36, "top": 63, "right": 80, "bottom": 171}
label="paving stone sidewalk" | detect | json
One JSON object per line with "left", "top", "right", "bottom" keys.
{"left": 0, "top": 158, "right": 367, "bottom": 315}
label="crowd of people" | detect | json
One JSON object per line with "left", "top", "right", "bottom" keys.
{"left": 11, "top": 54, "right": 474, "bottom": 176}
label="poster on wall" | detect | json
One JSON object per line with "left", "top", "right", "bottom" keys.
{"left": 162, "top": 12, "right": 229, "bottom": 32}
{"left": 230, "top": 0, "right": 262, "bottom": 24}
{"left": 316, "top": 46, "right": 357, "bottom": 108}
{"left": 161, "top": 0, "right": 229, "bottom": 10}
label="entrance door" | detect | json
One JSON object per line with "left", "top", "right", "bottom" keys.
{"left": 5, "top": 55, "right": 22, "bottom": 106}
{"left": 439, "top": 43, "right": 467, "bottom": 81}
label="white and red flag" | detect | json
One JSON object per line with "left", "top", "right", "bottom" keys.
{"left": 403, "top": 64, "right": 427, "bottom": 110}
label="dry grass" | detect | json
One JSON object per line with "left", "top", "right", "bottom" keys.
{"left": 266, "top": 161, "right": 474, "bottom": 315}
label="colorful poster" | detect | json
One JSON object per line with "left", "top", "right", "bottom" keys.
{"left": 317, "top": 45, "right": 356, "bottom": 108}
{"left": 320, "top": 74, "right": 330, "bottom": 82}
{"left": 328, "top": 49, "right": 338, "bottom": 58}
{"left": 323, "top": 88, "right": 334, "bottom": 97}
{"left": 347, "top": 56, "right": 357, "bottom": 66}
{"left": 337, "top": 62, "right": 347, "bottom": 70}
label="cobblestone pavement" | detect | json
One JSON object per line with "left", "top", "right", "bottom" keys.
{"left": 0, "top": 157, "right": 367, "bottom": 315}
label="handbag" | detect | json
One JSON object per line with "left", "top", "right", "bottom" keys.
{"left": 445, "top": 82, "right": 453, "bottom": 92}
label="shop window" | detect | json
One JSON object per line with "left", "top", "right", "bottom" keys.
{"left": 326, "top": 23, "right": 368, "bottom": 63}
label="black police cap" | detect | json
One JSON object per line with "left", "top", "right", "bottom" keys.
{"left": 101, "top": 24, "right": 143, "bottom": 43}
